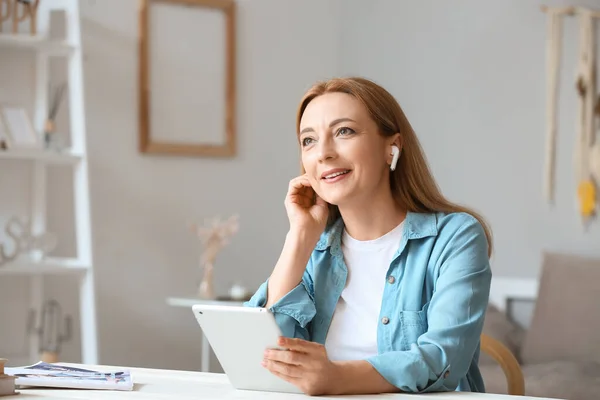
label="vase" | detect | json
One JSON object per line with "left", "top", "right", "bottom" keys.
{"left": 197, "top": 262, "right": 215, "bottom": 299}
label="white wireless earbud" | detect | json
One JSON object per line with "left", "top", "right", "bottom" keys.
{"left": 390, "top": 145, "right": 400, "bottom": 171}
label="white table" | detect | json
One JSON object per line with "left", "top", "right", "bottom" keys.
{"left": 10, "top": 364, "right": 561, "bottom": 399}
{"left": 166, "top": 296, "right": 243, "bottom": 372}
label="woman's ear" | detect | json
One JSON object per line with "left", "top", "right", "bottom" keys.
{"left": 386, "top": 133, "right": 403, "bottom": 157}
{"left": 392, "top": 132, "right": 403, "bottom": 151}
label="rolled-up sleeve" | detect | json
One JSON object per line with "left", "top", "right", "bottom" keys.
{"left": 366, "top": 217, "right": 492, "bottom": 393}
{"left": 244, "top": 264, "right": 316, "bottom": 341}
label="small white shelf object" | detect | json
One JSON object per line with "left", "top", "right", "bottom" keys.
{"left": 0, "top": 1, "right": 99, "bottom": 366}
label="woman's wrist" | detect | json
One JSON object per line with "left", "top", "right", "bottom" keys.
{"left": 328, "top": 361, "right": 358, "bottom": 395}
{"left": 328, "top": 360, "right": 399, "bottom": 395}
{"left": 265, "top": 228, "right": 318, "bottom": 308}
{"left": 286, "top": 228, "right": 320, "bottom": 254}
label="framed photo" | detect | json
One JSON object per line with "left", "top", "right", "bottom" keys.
{"left": 0, "top": 106, "right": 40, "bottom": 149}
{"left": 138, "top": 0, "right": 237, "bottom": 158}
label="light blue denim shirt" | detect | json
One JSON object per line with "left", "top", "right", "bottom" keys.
{"left": 245, "top": 211, "right": 492, "bottom": 394}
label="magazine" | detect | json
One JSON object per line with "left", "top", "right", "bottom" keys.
{"left": 4, "top": 361, "right": 133, "bottom": 391}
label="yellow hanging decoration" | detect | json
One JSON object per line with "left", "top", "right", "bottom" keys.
{"left": 574, "top": 9, "right": 597, "bottom": 223}
{"left": 542, "top": 6, "right": 600, "bottom": 227}
{"left": 577, "top": 180, "right": 596, "bottom": 217}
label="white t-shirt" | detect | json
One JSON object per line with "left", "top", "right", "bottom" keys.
{"left": 324, "top": 221, "right": 404, "bottom": 361}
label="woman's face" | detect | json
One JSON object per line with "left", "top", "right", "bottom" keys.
{"left": 299, "top": 92, "right": 395, "bottom": 207}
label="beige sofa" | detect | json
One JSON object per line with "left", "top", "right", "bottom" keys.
{"left": 480, "top": 252, "right": 600, "bottom": 399}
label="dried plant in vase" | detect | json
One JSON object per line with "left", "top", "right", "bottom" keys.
{"left": 45, "top": 82, "right": 67, "bottom": 150}
{"left": 190, "top": 215, "right": 239, "bottom": 299}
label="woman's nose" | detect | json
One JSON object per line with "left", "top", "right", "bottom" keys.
{"left": 317, "top": 137, "right": 337, "bottom": 162}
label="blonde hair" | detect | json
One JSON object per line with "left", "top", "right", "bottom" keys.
{"left": 296, "top": 77, "right": 493, "bottom": 257}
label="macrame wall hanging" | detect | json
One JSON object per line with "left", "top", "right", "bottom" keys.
{"left": 542, "top": 6, "right": 600, "bottom": 227}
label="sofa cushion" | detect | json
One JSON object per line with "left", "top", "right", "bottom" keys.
{"left": 480, "top": 360, "right": 600, "bottom": 400}
{"left": 480, "top": 305, "right": 524, "bottom": 365}
{"left": 520, "top": 252, "right": 600, "bottom": 364}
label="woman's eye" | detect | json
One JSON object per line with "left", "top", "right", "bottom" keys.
{"left": 337, "top": 127, "right": 355, "bottom": 136}
{"left": 302, "top": 137, "right": 315, "bottom": 146}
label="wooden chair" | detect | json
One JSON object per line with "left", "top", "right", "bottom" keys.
{"left": 480, "top": 333, "right": 525, "bottom": 395}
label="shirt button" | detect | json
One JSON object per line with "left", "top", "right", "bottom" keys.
{"left": 444, "top": 370, "right": 450, "bottom": 378}
{"left": 381, "top": 317, "right": 390, "bottom": 325}
{"left": 387, "top": 276, "right": 395, "bottom": 284}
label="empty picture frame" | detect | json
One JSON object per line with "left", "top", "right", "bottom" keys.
{"left": 138, "top": 0, "right": 236, "bottom": 157}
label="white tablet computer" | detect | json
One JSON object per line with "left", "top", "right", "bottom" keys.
{"left": 191, "top": 304, "right": 303, "bottom": 394}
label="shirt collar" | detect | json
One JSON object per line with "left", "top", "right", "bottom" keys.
{"left": 315, "top": 211, "right": 438, "bottom": 251}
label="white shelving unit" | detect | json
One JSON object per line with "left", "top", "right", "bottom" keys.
{"left": 0, "top": 33, "right": 74, "bottom": 55}
{"left": 0, "top": 148, "right": 83, "bottom": 164}
{"left": 0, "top": 0, "right": 98, "bottom": 365}
{"left": 0, "top": 257, "right": 90, "bottom": 276}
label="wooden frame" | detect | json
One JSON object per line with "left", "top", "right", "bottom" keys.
{"left": 138, "top": 0, "right": 236, "bottom": 157}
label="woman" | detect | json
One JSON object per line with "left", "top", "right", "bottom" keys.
{"left": 245, "top": 77, "right": 492, "bottom": 396}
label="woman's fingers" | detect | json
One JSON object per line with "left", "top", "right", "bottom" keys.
{"left": 288, "top": 175, "right": 311, "bottom": 192}
{"left": 262, "top": 359, "right": 302, "bottom": 378}
{"left": 277, "top": 337, "right": 321, "bottom": 354}
{"left": 287, "top": 176, "right": 315, "bottom": 207}
{"left": 264, "top": 349, "right": 309, "bottom": 366}
{"left": 266, "top": 368, "right": 302, "bottom": 388}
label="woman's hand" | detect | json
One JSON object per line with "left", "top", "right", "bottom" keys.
{"left": 264, "top": 175, "right": 328, "bottom": 308}
{"left": 285, "top": 175, "right": 329, "bottom": 240}
{"left": 262, "top": 337, "right": 339, "bottom": 396}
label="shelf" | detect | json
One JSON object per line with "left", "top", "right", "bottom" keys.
{"left": 0, "top": 257, "right": 91, "bottom": 275}
{"left": 0, "top": 148, "right": 83, "bottom": 164}
{"left": 0, "top": 33, "right": 75, "bottom": 55}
